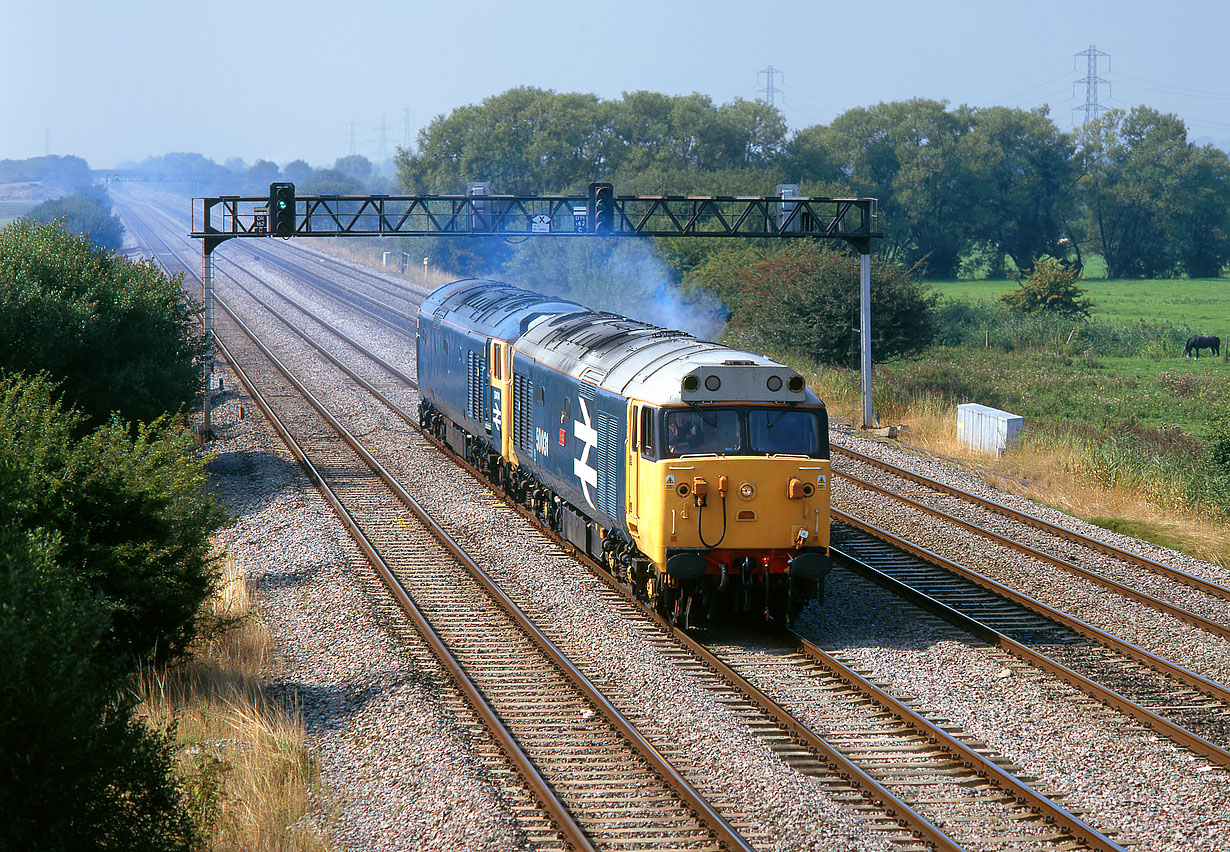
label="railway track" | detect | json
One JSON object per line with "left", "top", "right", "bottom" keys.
{"left": 113, "top": 187, "right": 1230, "bottom": 848}
{"left": 160, "top": 209, "right": 1130, "bottom": 850}
{"left": 218, "top": 266, "right": 1125, "bottom": 852}
{"left": 832, "top": 442, "right": 1230, "bottom": 611}
{"left": 829, "top": 515, "right": 1230, "bottom": 768}
{"left": 126, "top": 193, "right": 764, "bottom": 850}
{"left": 213, "top": 279, "right": 756, "bottom": 851}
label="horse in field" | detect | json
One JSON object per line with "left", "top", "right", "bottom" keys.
{"left": 1184, "top": 334, "right": 1221, "bottom": 358}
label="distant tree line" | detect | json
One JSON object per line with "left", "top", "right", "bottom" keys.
{"left": 395, "top": 89, "right": 1230, "bottom": 280}
{"left": 0, "top": 154, "right": 92, "bottom": 191}
{"left": 125, "top": 151, "right": 399, "bottom": 197}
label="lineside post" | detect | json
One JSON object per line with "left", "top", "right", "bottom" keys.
{"left": 855, "top": 240, "right": 877, "bottom": 430}
{"left": 202, "top": 241, "right": 214, "bottom": 435}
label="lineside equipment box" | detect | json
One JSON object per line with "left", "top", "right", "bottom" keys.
{"left": 957, "top": 403, "right": 1023, "bottom": 456}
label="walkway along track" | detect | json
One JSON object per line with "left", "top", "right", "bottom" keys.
{"left": 213, "top": 270, "right": 1128, "bottom": 850}
{"left": 830, "top": 512, "right": 1230, "bottom": 770}
{"left": 126, "top": 193, "right": 1127, "bottom": 850}
{"left": 211, "top": 293, "right": 754, "bottom": 852}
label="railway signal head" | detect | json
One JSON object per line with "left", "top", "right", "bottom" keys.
{"left": 588, "top": 182, "right": 614, "bottom": 234}
{"left": 269, "top": 182, "right": 296, "bottom": 237}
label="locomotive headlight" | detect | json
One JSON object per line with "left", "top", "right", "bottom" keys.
{"left": 787, "top": 375, "right": 805, "bottom": 393}
{"left": 682, "top": 374, "right": 700, "bottom": 392}
{"left": 766, "top": 375, "right": 783, "bottom": 392}
{"left": 704, "top": 375, "right": 721, "bottom": 392}
{"left": 739, "top": 481, "right": 756, "bottom": 500}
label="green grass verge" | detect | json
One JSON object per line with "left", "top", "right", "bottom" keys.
{"left": 1087, "top": 516, "right": 1192, "bottom": 553}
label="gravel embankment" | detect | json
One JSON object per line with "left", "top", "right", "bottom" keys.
{"left": 205, "top": 249, "right": 1230, "bottom": 851}
{"left": 805, "top": 427, "right": 1230, "bottom": 851}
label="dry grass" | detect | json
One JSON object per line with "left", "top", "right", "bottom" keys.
{"left": 315, "top": 239, "right": 459, "bottom": 289}
{"left": 818, "top": 378, "right": 1230, "bottom": 568}
{"left": 133, "top": 560, "right": 329, "bottom": 851}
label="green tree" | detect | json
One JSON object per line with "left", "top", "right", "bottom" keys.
{"left": 0, "top": 219, "right": 206, "bottom": 426}
{"left": 282, "top": 158, "right": 313, "bottom": 185}
{"left": 1000, "top": 256, "right": 1093, "bottom": 318}
{"left": 1073, "top": 106, "right": 1230, "bottom": 278}
{"left": 1165, "top": 142, "right": 1230, "bottom": 278}
{"left": 27, "top": 186, "right": 125, "bottom": 251}
{"left": 0, "top": 395, "right": 201, "bottom": 851}
{"left": 0, "top": 154, "right": 92, "bottom": 191}
{"left": 334, "top": 154, "right": 373, "bottom": 182}
{"left": 396, "top": 87, "right": 789, "bottom": 195}
{"left": 0, "top": 507, "right": 196, "bottom": 852}
{"left": 301, "top": 167, "right": 362, "bottom": 195}
{"left": 697, "top": 242, "right": 936, "bottom": 364}
{"left": 243, "top": 158, "right": 282, "bottom": 194}
{"left": 961, "top": 106, "right": 1077, "bottom": 273}
{"left": 819, "top": 99, "right": 974, "bottom": 277}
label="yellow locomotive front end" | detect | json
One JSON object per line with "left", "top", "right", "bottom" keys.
{"left": 622, "top": 364, "right": 833, "bottom": 624}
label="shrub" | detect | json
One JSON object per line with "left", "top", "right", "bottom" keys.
{"left": 1000, "top": 256, "right": 1093, "bottom": 318}
{"left": 27, "top": 186, "right": 124, "bottom": 251}
{"left": 1208, "top": 420, "right": 1230, "bottom": 475}
{"left": 0, "top": 219, "right": 206, "bottom": 428}
{"left": 697, "top": 242, "right": 937, "bottom": 365}
{"left": 0, "top": 468, "right": 197, "bottom": 852}
{"left": 0, "top": 374, "right": 225, "bottom": 663}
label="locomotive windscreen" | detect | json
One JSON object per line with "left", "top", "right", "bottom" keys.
{"left": 663, "top": 406, "right": 824, "bottom": 458}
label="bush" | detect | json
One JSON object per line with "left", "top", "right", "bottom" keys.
{"left": 0, "top": 219, "right": 206, "bottom": 428}
{"left": 934, "top": 297, "right": 1192, "bottom": 357}
{"left": 1208, "top": 420, "right": 1230, "bottom": 475}
{"left": 0, "top": 467, "right": 197, "bottom": 852}
{"left": 27, "top": 186, "right": 124, "bottom": 251}
{"left": 0, "top": 374, "right": 225, "bottom": 663}
{"left": 696, "top": 242, "right": 937, "bottom": 365}
{"left": 1000, "top": 256, "right": 1093, "bottom": 318}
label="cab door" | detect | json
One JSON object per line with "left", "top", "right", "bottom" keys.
{"left": 626, "top": 402, "right": 641, "bottom": 521}
{"left": 489, "top": 340, "right": 510, "bottom": 459}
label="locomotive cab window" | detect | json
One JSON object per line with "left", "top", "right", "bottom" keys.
{"left": 640, "top": 407, "right": 656, "bottom": 459}
{"left": 666, "top": 408, "right": 739, "bottom": 456}
{"left": 748, "top": 408, "right": 823, "bottom": 456}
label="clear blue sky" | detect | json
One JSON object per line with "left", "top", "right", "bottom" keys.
{"left": 3, "top": 0, "right": 1229, "bottom": 169}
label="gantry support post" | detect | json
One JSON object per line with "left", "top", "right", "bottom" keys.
{"left": 848, "top": 237, "right": 878, "bottom": 430}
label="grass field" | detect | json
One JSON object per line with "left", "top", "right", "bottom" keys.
{"left": 930, "top": 274, "right": 1230, "bottom": 331}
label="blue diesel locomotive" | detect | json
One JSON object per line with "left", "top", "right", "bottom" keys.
{"left": 417, "top": 278, "right": 833, "bottom": 625}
